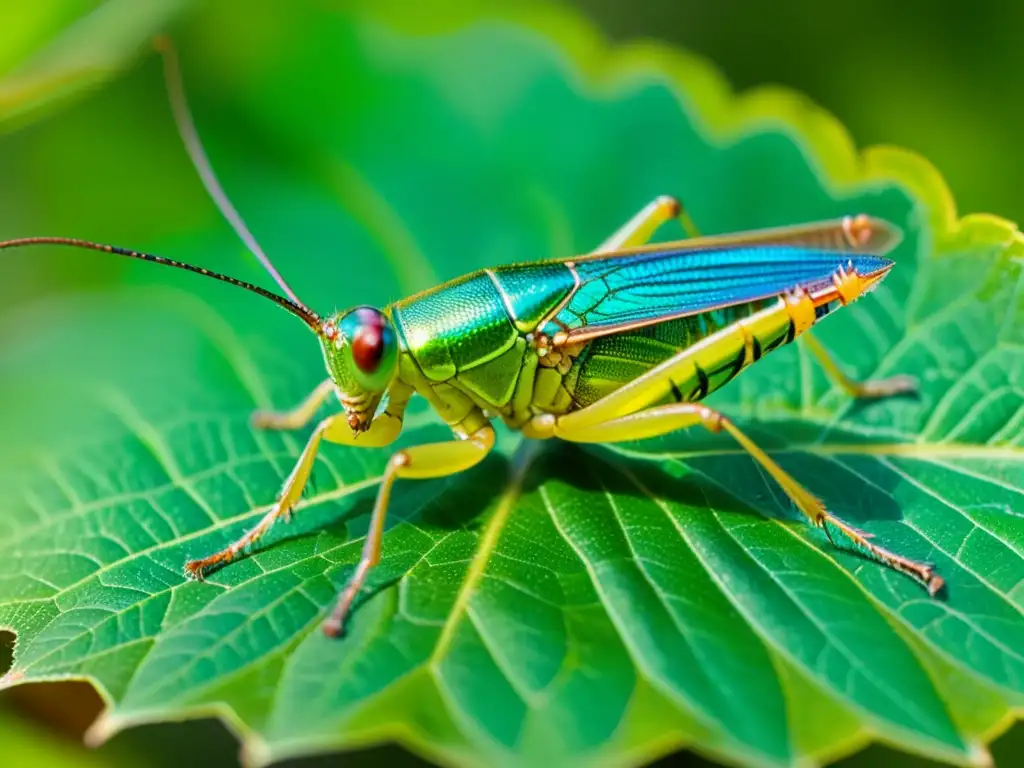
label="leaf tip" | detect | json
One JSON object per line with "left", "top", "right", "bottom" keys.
{"left": 0, "top": 668, "right": 23, "bottom": 690}
{"left": 966, "top": 740, "right": 995, "bottom": 768}
{"left": 238, "top": 734, "right": 273, "bottom": 768}
{"left": 83, "top": 711, "right": 123, "bottom": 748}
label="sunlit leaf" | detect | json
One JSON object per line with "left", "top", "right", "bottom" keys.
{"left": 0, "top": 2, "right": 1020, "bottom": 767}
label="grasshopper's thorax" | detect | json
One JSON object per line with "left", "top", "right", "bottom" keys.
{"left": 319, "top": 306, "right": 400, "bottom": 432}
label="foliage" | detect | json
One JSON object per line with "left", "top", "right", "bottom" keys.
{"left": 0, "top": 2, "right": 1020, "bottom": 767}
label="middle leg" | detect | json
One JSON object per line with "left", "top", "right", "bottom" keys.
{"left": 324, "top": 424, "right": 496, "bottom": 636}
{"left": 594, "top": 194, "right": 700, "bottom": 253}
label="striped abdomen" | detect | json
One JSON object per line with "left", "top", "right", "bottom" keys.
{"left": 566, "top": 292, "right": 827, "bottom": 410}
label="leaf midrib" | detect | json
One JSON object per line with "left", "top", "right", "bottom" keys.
{"left": 537, "top": 481, "right": 731, "bottom": 744}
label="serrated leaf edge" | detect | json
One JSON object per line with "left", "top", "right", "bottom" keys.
{"left": 2, "top": 3, "right": 1021, "bottom": 768}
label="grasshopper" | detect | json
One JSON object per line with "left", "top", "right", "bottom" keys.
{"left": 0, "top": 41, "right": 941, "bottom": 637}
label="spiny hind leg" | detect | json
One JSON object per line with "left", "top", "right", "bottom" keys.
{"left": 185, "top": 405, "right": 405, "bottom": 578}
{"left": 594, "top": 194, "right": 701, "bottom": 253}
{"left": 251, "top": 378, "right": 336, "bottom": 431}
{"left": 548, "top": 401, "right": 943, "bottom": 595}
{"left": 801, "top": 333, "right": 917, "bottom": 400}
{"left": 324, "top": 424, "right": 496, "bottom": 636}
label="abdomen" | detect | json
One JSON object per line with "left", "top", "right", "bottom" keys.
{"left": 566, "top": 295, "right": 804, "bottom": 410}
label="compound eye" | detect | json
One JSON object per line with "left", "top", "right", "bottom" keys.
{"left": 352, "top": 325, "right": 383, "bottom": 373}
{"left": 350, "top": 308, "right": 387, "bottom": 374}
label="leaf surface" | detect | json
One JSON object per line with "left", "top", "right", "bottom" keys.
{"left": 0, "top": 2, "right": 1021, "bottom": 767}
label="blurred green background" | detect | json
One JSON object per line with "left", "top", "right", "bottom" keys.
{"left": 0, "top": 0, "right": 1020, "bottom": 766}
{"left": 580, "top": 0, "right": 1024, "bottom": 226}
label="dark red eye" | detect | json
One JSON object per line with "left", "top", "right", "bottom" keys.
{"left": 352, "top": 311, "right": 385, "bottom": 373}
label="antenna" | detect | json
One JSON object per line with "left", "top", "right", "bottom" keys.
{"left": 154, "top": 36, "right": 313, "bottom": 314}
{"left": 0, "top": 237, "right": 322, "bottom": 331}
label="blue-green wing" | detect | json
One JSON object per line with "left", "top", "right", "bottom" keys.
{"left": 544, "top": 244, "right": 892, "bottom": 344}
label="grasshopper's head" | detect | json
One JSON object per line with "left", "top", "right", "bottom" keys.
{"left": 319, "top": 306, "right": 400, "bottom": 432}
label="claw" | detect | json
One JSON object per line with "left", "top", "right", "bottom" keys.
{"left": 325, "top": 588, "right": 358, "bottom": 637}
{"left": 820, "top": 518, "right": 837, "bottom": 547}
{"left": 250, "top": 410, "right": 275, "bottom": 430}
{"left": 183, "top": 560, "right": 206, "bottom": 581}
{"left": 858, "top": 373, "right": 919, "bottom": 399}
{"left": 322, "top": 618, "right": 343, "bottom": 638}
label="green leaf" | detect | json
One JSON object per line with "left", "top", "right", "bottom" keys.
{"left": 0, "top": 2, "right": 1021, "bottom": 767}
{"left": 0, "top": 0, "right": 191, "bottom": 133}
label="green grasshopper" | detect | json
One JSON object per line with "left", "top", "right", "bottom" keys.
{"left": 0, "top": 41, "right": 941, "bottom": 637}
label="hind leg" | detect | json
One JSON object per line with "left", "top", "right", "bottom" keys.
{"left": 550, "top": 400, "right": 942, "bottom": 595}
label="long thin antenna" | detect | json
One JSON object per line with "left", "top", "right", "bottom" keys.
{"left": 0, "top": 237, "right": 322, "bottom": 331}
{"left": 154, "top": 36, "right": 310, "bottom": 311}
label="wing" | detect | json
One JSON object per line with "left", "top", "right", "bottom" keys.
{"left": 546, "top": 243, "right": 893, "bottom": 345}
{"left": 576, "top": 214, "right": 902, "bottom": 262}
